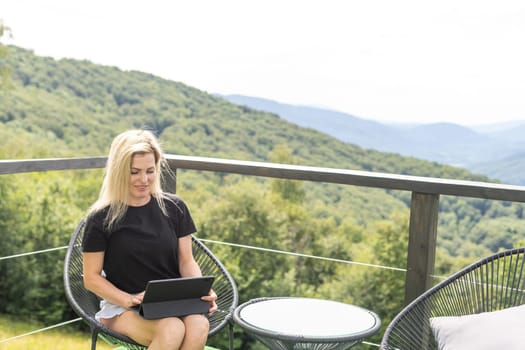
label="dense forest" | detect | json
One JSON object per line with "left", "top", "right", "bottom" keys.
{"left": 1, "top": 44, "right": 525, "bottom": 348}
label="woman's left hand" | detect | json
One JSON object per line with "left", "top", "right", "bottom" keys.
{"left": 201, "top": 289, "right": 218, "bottom": 316}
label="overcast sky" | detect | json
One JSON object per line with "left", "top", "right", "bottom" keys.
{"left": 2, "top": 0, "right": 525, "bottom": 125}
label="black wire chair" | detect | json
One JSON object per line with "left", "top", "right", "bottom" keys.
{"left": 64, "top": 219, "right": 238, "bottom": 350}
{"left": 380, "top": 247, "right": 525, "bottom": 350}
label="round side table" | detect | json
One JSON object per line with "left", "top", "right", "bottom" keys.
{"left": 233, "top": 297, "right": 381, "bottom": 350}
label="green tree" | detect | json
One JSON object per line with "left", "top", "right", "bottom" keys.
{"left": 0, "top": 172, "right": 85, "bottom": 323}
{"left": 198, "top": 179, "right": 292, "bottom": 349}
{"left": 0, "top": 19, "right": 12, "bottom": 89}
{"left": 268, "top": 144, "right": 305, "bottom": 203}
{"left": 0, "top": 178, "right": 14, "bottom": 312}
{"left": 337, "top": 212, "right": 410, "bottom": 344}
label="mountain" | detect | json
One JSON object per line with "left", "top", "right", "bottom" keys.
{"left": 471, "top": 152, "right": 525, "bottom": 185}
{"left": 485, "top": 124, "right": 525, "bottom": 148}
{"left": 470, "top": 121, "right": 525, "bottom": 134}
{"left": 216, "top": 94, "right": 404, "bottom": 151}
{"left": 0, "top": 46, "right": 484, "bottom": 182}
{"left": 2, "top": 45, "right": 525, "bottom": 267}
{"left": 220, "top": 94, "right": 525, "bottom": 184}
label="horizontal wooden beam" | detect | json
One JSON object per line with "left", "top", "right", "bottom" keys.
{"left": 164, "top": 155, "right": 525, "bottom": 203}
{"left": 2, "top": 155, "right": 525, "bottom": 203}
{"left": 0, "top": 157, "right": 107, "bottom": 174}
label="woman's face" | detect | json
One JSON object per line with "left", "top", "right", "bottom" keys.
{"left": 128, "top": 152, "right": 156, "bottom": 206}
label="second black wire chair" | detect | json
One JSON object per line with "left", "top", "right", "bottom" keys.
{"left": 380, "top": 247, "right": 525, "bottom": 350}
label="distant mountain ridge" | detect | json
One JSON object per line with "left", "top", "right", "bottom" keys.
{"left": 220, "top": 94, "right": 525, "bottom": 185}
{"left": 218, "top": 94, "right": 403, "bottom": 151}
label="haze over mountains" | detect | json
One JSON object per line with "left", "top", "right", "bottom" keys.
{"left": 220, "top": 94, "right": 525, "bottom": 185}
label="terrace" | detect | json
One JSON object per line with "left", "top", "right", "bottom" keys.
{"left": 1, "top": 154, "right": 525, "bottom": 349}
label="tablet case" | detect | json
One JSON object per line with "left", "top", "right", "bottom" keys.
{"left": 138, "top": 275, "right": 214, "bottom": 319}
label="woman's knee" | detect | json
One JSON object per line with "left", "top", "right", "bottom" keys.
{"left": 183, "top": 315, "right": 209, "bottom": 339}
{"left": 145, "top": 317, "right": 185, "bottom": 349}
{"left": 158, "top": 317, "right": 186, "bottom": 333}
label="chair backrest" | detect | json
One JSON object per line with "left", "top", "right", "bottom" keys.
{"left": 380, "top": 248, "right": 525, "bottom": 350}
{"left": 64, "top": 219, "right": 238, "bottom": 349}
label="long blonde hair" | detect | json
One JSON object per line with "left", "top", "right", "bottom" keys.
{"left": 88, "top": 129, "right": 169, "bottom": 231}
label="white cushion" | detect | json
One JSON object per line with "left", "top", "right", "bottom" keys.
{"left": 429, "top": 304, "right": 525, "bottom": 350}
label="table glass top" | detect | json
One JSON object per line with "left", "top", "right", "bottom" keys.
{"left": 238, "top": 298, "right": 378, "bottom": 337}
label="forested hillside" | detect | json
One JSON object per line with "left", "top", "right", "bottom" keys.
{"left": 1, "top": 45, "right": 525, "bottom": 348}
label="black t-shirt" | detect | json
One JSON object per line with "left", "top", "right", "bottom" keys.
{"left": 82, "top": 194, "right": 196, "bottom": 294}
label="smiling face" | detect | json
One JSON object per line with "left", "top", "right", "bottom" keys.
{"left": 128, "top": 152, "right": 157, "bottom": 206}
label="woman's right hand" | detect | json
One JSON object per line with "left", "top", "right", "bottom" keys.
{"left": 127, "top": 291, "right": 144, "bottom": 309}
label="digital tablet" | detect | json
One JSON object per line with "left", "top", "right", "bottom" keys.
{"left": 138, "top": 275, "right": 215, "bottom": 319}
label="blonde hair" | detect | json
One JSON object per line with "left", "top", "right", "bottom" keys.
{"left": 88, "top": 129, "right": 169, "bottom": 231}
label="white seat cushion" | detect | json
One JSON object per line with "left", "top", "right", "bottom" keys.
{"left": 429, "top": 304, "right": 525, "bottom": 350}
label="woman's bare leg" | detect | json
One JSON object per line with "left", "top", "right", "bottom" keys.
{"left": 102, "top": 311, "right": 186, "bottom": 349}
{"left": 180, "top": 314, "right": 209, "bottom": 350}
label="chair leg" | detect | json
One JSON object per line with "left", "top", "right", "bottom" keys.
{"left": 228, "top": 321, "right": 234, "bottom": 350}
{"left": 91, "top": 330, "right": 98, "bottom": 350}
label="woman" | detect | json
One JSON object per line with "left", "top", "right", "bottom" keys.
{"left": 82, "top": 129, "right": 217, "bottom": 350}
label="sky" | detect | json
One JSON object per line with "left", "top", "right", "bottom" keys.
{"left": 1, "top": 0, "right": 525, "bottom": 125}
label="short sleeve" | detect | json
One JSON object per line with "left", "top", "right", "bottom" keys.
{"left": 165, "top": 195, "right": 197, "bottom": 238}
{"left": 82, "top": 211, "right": 108, "bottom": 252}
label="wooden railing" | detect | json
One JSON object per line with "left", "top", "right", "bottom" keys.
{"left": 2, "top": 155, "right": 525, "bottom": 305}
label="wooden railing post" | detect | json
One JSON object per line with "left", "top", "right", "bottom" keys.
{"left": 405, "top": 191, "right": 440, "bottom": 305}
